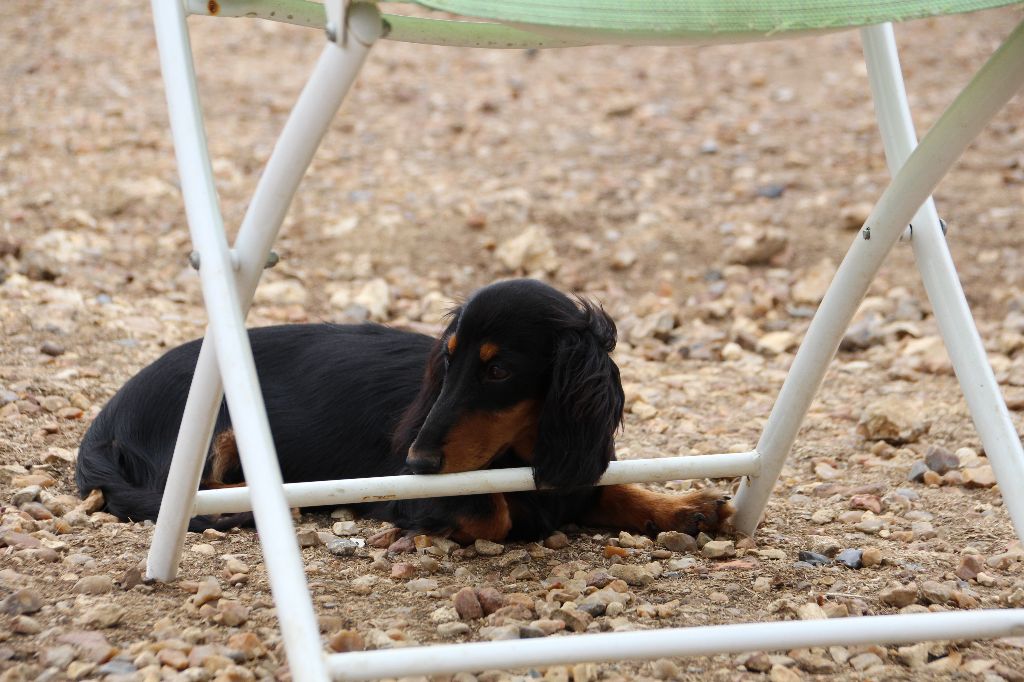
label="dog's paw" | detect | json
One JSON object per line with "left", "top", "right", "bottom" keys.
{"left": 654, "top": 488, "right": 734, "bottom": 537}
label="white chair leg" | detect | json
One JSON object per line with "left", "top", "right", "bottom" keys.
{"left": 146, "top": 4, "right": 382, "bottom": 582}
{"left": 731, "top": 17, "right": 1024, "bottom": 536}
{"left": 861, "top": 23, "right": 1024, "bottom": 541}
{"left": 145, "top": 2, "right": 381, "bottom": 678}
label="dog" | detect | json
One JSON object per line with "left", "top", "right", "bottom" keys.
{"left": 76, "top": 279, "right": 732, "bottom": 541}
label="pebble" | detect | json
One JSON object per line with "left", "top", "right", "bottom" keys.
{"left": 406, "top": 578, "right": 438, "bottom": 592}
{"left": 40, "top": 340, "right": 65, "bottom": 356}
{"left": 391, "top": 562, "right": 417, "bottom": 579}
{"left": 797, "top": 551, "right": 830, "bottom": 567}
{"left": 924, "top": 444, "right": 960, "bottom": 474}
{"left": 963, "top": 465, "right": 997, "bottom": 488}
{"left": 332, "top": 520, "right": 358, "bottom": 536}
{"left": 836, "top": 549, "right": 863, "bottom": 569}
{"left": 810, "top": 509, "right": 835, "bottom": 524}
{"left": 350, "top": 575, "right": 377, "bottom": 595}
{"left": 769, "top": 664, "right": 803, "bottom": 681}
{"left": 12, "top": 614, "right": 42, "bottom": 634}
{"left": 609, "top": 563, "right": 654, "bottom": 586}
{"left": 854, "top": 516, "right": 884, "bottom": 534}
{"left": 861, "top": 546, "right": 883, "bottom": 567}
{"left": 438, "top": 621, "right": 471, "bottom": 637}
{"left": 920, "top": 580, "right": 956, "bottom": 605}
{"left": 849, "top": 652, "right": 883, "bottom": 671}
{"left": 296, "top": 528, "right": 322, "bottom": 547}
{"left": 879, "top": 583, "right": 918, "bottom": 607}
{"left": 216, "top": 599, "right": 249, "bottom": 626}
{"left": 453, "top": 587, "right": 483, "bottom": 619}
{"left": 327, "top": 629, "right": 364, "bottom": 653}
{"left": 475, "top": 587, "right": 505, "bottom": 615}
{"left": 1, "top": 589, "right": 43, "bottom": 615}
{"left": 474, "top": 539, "right": 504, "bottom": 556}
{"left": 796, "top": 603, "right": 828, "bottom": 620}
{"left": 849, "top": 494, "right": 881, "bottom": 514}
{"left": 656, "top": 531, "right": 696, "bottom": 553}
{"left": 73, "top": 574, "right": 113, "bottom": 595}
{"left": 857, "top": 397, "right": 929, "bottom": 444}
{"left": 77, "top": 604, "right": 125, "bottom": 628}
{"left": 957, "top": 554, "right": 984, "bottom": 580}
{"left": 701, "top": 540, "right": 736, "bottom": 559}
{"left": 543, "top": 531, "right": 569, "bottom": 549}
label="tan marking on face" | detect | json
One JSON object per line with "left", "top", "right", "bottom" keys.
{"left": 441, "top": 399, "right": 540, "bottom": 473}
{"left": 479, "top": 342, "right": 499, "bottom": 363}
{"left": 451, "top": 493, "right": 512, "bottom": 542}
{"left": 447, "top": 334, "right": 458, "bottom": 354}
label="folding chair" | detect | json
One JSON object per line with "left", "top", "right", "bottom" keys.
{"left": 143, "top": 1, "right": 1024, "bottom": 679}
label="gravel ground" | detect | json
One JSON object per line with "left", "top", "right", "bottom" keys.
{"left": 3, "top": 2, "right": 1024, "bottom": 681}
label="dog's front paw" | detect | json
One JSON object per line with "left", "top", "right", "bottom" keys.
{"left": 657, "top": 488, "right": 734, "bottom": 537}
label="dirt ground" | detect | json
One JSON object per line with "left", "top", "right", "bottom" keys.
{"left": 3, "top": 2, "right": 1024, "bottom": 681}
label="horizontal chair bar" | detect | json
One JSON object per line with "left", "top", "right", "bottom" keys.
{"left": 192, "top": 451, "right": 760, "bottom": 515}
{"left": 326, "top": 609, "right": 1024, "bottom": 680}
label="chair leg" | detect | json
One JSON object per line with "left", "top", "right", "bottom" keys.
{"left": 145, "top": 3, "right": 382, "bottom": 582}
{"left": 731, "top": 17, "right": 1024, "bottom": 536}
{"left": 861, "top": 23, "right": 1024, "bottom": 541}
{"left": 145, "top": 2, "right": 381, "bottom": 679}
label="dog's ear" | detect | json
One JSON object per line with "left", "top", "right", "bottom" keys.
{"left": 392, "top": 309, "right": 461, "bottom": 455}
{"left": 532, "top": 300, "right": 624, "bottom": 489}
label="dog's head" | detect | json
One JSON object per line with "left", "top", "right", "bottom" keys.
{"left": 397, "top": 279, "right": 624, "bottom": 489}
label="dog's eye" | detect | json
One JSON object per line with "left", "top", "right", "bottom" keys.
{"left": 485, "top": 365, "right": 510, "bottom": 382}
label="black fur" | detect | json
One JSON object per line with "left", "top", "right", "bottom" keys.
{"left": 76, "top": 279, "right": 626, "bottom": 539}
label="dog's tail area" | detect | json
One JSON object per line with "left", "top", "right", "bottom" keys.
{"left": 75, "top": 416, "right": 253, "bottom": 533}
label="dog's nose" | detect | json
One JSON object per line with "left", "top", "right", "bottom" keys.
{"left": 406, "top": 447, "right": 443, "bottom": 474}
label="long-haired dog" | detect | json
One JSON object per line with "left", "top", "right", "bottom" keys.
{"left": 76, "top": 279, "right": 732, "bottom": 541}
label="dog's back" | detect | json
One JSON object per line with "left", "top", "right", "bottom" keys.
{"left": 76, "top": 323, "right": 432, "bottom": 527}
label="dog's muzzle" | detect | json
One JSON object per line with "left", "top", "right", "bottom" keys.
{"left": 406, "top": 447, "right": 443, "bottom": 474}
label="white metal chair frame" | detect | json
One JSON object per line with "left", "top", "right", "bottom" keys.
{"left": 144, "top": 1, "right": 1024, "bottom": 679}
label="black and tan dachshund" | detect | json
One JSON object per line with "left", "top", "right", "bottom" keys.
{"left": 76, "top": 279, "right": 732, "bottom": 541}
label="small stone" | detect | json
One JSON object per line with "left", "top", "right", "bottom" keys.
{"left": 77, "top": 604, "right": 125, "bottom": 628}
{"left": 1, "top": 589, "right": 43, "bottom": 615}
{"left": 609, "top": 563, "right": 654, "bottom": 586}
{"left": 879, "top": 582, "right": 918, "bottom": 607}
{"left": 453, "top": 587, "right": 483, "bottom": 620}
{"left": 190, "top": 542, "right": 216, "bottom": 556}
{"left": 861, "top": 547, "right": 883, "bottom": 567}
{"left": 651, "top": 658, "right": 680, "bottom": 680}
{"left": 296, "top": 528, "right": 321, "bottom": 547}
{"left": 924, "top": 445, "right": 960, "bottom": 474}
{"left": 475, "top": 587, "right": 505, "bottom": 615}
{"left": 332, "top": 520, "right": 358, "bottom": 536}
{"left": 796, "top": 551, "right": 830, "bottom": 567}
{"left": 957, "top": 554, "right": 984, "bottom": 581}
{"left": 857, "top": 397, "right": 930, "bottom": 444}
{"left": 810, "top": 509, "right": 835, "bottom": 524}
{"left": 350, "top": 575, "right": 376, "bottom": 595}
{"left": 73, "top": 574, "right": 113, "bottom": 595}
{"left": 543, "top": 531, "right": 569, "bottom": 549}
{"left": 474, "top": 539, "right": 504, "bottom": 556}
{"left": 963, "top": 465, "right": 996, "bottom": 488}
{"left": 438, "top": 621, "right": 471, "bottom": 637}
{"left": 702, "top": 540, "right": 736, "bottom": 559}
{"left": 554, "top": 608, "right": 592, "bottom": 632}
{"left": 769, "top": 664, "right": 804, "bottom": 682}
{"left": 216, "top": 599, "right": 249, "bottom": 626}
{"left": 836, "top": 549, "right": 863, "bottom": 569}
{"left": 656, "top": 531, "right": 697, "bottom": 553}
{"left": 479, "top": 624, "right": 520, "bottom": 641}
{"left": 897, "top": 642, "right": 930, "bottom": 668}
{"left": 40, "top": 341, "right": 65, "bottom": 356}
{"left": 12, "top": 614, "right": 42, "bottom": 634}
{"left": 849, "top": 494, "right": 882, "bottom": 514}
{"left": 854, "top": 516, "right": 884, "bottom": 534}
{"left": 907, "top": 461, "right": 929, "bottom": 482}
{"left": 406, "top": 577, "right": 438, "bottom": 593}
{"left": 391, "top": 562, "right": 417, "bottom": 579}
{"left": 157, "top": 648, "right": 190, "bottom": 670}
{"left": 326, "top": 538, "right": 360, "bottom": 557}
{"left": 920, "top": 580, "right": 955, "bottom": 605}
{"left": 849, "top": 652, "right": 883, "bottom": 671}
{"left": 796, "top": 603, "right": 828, "bottom": 620}
{"left": 328, "top": 629, "right": 364, "bottom": 653}
{"left": 192, "top": 578, "right": 222, "bottom": 606}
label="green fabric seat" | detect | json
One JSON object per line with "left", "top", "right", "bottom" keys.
{"left": 411, "top": 0, "right": 1020, "bottom": 44}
